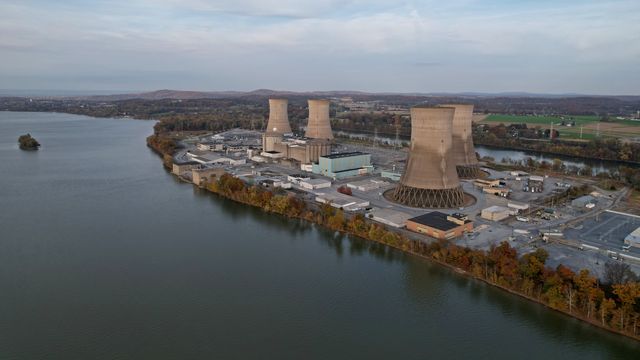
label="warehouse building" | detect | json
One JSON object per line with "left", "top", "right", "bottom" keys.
{"left": 312, "top": 152, "right": 372, "bottom": 180}
{"left": 299, "top": 178, "right": 332, "bottom": 190}
{"left": 406, "top": 212, "right": 473, "bottom": 239}
{"left": 481, "top": 206, "right": 511, "bottom": 221}
{"left": 315, "top": 192, "right": 370, "bottom": 211}
{"left": 369, "top": 208, "right": 412, "bottom": 228}
{"left": 624, "top": 227, "right": 640, "bottom": 249}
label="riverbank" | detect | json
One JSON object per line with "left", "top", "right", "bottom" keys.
{"left": 159, "top": 145, "right": 640, "bottom": 342}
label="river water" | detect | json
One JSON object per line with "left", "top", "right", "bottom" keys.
{"left": 335, "top": 130, "right": 631, "bottom": 174}
{"left": 1, "top": 112, "right": 638, "bottom": 359}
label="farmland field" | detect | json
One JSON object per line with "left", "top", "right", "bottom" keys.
{"left": 480, "top": 114, "right": 640, "bottom": 140}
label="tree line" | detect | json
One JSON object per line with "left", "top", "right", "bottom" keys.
{"left": 205, "top": 172, "right": 640, "bottom": 340}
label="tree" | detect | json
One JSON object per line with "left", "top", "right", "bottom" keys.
{"left": 604, "top": 262, "right": 639, "bottom": 285}
{"left": 612, "top": 282, "right": 640, "bottom": 330}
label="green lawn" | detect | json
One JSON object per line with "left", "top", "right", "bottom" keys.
{"left": 484, "top": 114, "right": 599, "bottom": 126}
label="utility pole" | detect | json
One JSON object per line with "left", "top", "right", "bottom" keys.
{"left": 596, "top": 122, "right": 600, "bottom": 138}
{"left": 550, "top": 121, "right": 554, "bottom": 140}
{"left": 580, "top": 126, "right": 583, "bottom": 139}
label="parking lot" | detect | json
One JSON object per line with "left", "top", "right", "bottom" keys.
{"left": 564, "top": 211, "right": 640, "bottom": 255}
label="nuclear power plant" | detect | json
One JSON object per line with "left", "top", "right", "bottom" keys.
{"left": 389, "top": 106, "right": 465, "bottom": 208}
{"left": 305, "top": 99, "right": 334, "bottom": 140}
{"left": 440, "top": 104, "right": 480, "bottom": 178}
{"left": 261, "top": 98, "right": 333, "bottom": 164}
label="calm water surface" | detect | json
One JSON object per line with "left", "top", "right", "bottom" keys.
{"left": 0, "top": 112, "right": 638, "bottom": 359}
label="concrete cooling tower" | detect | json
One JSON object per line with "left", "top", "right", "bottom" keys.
{"left": 305, "top": 99, "right": 333, "bottom": 140}
{"left": 390, "top": 106, "right": 465, "bottom": 208}
{"left": 439, "top": 104, "right": 480, "bottom": 178}
{"left": 266, "top": 98, "right": 292, "bottom": 134}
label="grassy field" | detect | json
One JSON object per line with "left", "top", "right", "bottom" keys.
{"left": 483, "top": 114, "right": 600, "bottom": 126}
{"left": 481, "top": 114, "right": 640, "bottom": 140}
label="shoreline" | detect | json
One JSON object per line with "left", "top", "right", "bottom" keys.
{"left": 157, "top": 147, "right": 640, "bottom": 342}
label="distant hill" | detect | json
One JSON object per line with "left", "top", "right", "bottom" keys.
{"left": 9, "top": 88, "right": 639, "bottom": 102}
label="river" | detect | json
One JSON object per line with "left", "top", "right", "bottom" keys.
{"left": 335, "top": 130, "right": 632, "bottom": 174}
{"left": 1, "top": 111, "right": 638, "bottom": 359}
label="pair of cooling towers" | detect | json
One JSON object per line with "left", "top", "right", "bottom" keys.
{"left": 266, "top": 99, "right": 333, "bottom": 140}
{"left": 265, "top": 99, "right": 479, "bottom": 208}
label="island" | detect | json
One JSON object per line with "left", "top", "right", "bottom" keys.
{"left": 18, "top": 134, "right": 41, "bottom": 150}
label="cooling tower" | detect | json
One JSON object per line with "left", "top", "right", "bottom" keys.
{"left": 266, "top": 98, "right": 292, "bottom": 134}
{"left": 439, "top": 104, "right": 480, "bottom": 178}
{"left": 390, "top": 107, "right": 465, "bottom": 208}
{"left": 305, "top": 99, "right": 333, "bottom": 140}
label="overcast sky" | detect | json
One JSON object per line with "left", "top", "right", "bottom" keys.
{"left": 1, "top": 0, "right": 639, "bottom": 94}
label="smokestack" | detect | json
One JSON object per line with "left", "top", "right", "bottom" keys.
{"left": 266, "top": 98, "right": 292, "bottom": 135}
{"left": 305, "top": 99, "right": 333, "bottom": 140}
{"left": 390, "top": 106, "right": 465, "bottom": 208}
{"left": 439, "top": 104, "right": 480, "bottom": 178}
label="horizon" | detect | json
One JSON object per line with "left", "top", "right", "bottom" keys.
{"left": 2, "top": 1, "right": 639, "bottom": 95}
{"left": 2, "top": 88, "right": 640, "bottom": 98}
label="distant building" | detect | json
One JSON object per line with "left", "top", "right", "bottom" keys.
{"left": 406, "top": 212, "right": 473, "bottom": 239}
{"left": 299, "top": 178, "right": 331, "bottom": 190}
{"left": 192, "top": 167, "right": 226, "bottom": 187}
{"left": 312, "top": 152, "right": 372, "bottom": 180}
{"left": 481, "top": 206, "right": 511, "bottom": 221}
{"left": 346, "top": 179, "right": 389, "bottom": 192}
{"left": 315, "top": 192, "right": 369, "bottom": 211}
{"left": 571, "top": 195, "right": 596, "bottom": 208}
{"left": 370, "top": 208, "right": 412, "bottom": 228}
{"left": 172, "top": 161, "right": 199, "bottom": 176}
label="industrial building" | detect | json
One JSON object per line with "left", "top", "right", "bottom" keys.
{"left": 369, "top": 208, "right": 412, "bottom": 228}
{"left": 192, "top": 167, "right": 226, "bottom": 187}
{"left": 624, "top": 227, "right": 640, "bottom": 249}
{"left": 346, "top": 179, "right": 390, "bottom": 192}
{"left": 439, "top": 104, "right": 480, "bottom": 178}
{"left": 172, "top": 161, "right": 200, "bottom": 176}
{"left": 315, "top": 192, "right": 369, "bottom": 211}
{"left": 406, "top": 212, "right": 473, "bottom": 239}
{"left": 312, "top": 152, "right": 372, "bottom": 179}
{"left": 571, "top": 195, "right": 596, "bottom": 208}
{"left": 481, "top": 206, "right": 511, "bottom": 221}
{"left": 272, "top": 138, "right": 332, "bottom": 164}
{"left": 299, "top": 178, "right": 332, "bottom": 190}
{"left": 261, "top": 98, "right": 332, "bottom": 164}
{"left": 390, "top": 106, "right": 465, "bottom": 208}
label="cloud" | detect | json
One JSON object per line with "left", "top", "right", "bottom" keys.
{"left": 0, "top": 0, "right": 639, "bottom": 94}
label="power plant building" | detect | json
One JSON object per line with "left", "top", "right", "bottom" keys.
{"left": 439, "top": 104, "right": 480, "bottom": 178}
{"left": 312, "top": 152, "right": 372, "bottom": 179}
{"left": 390, "top": 107, "right": 465, "bottom": 208}
{"left": 261, "top": 98, "right": 332, "bottom": 164}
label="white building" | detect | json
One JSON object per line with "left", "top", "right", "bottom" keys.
{"left": 369, "top": 208, "right": 412, "bottom": 228}
{"left": 481, "top": 206, "right": 511, "bottom": 221}
{"left": 315, "top": 192, "right": 369, "bottom": 211}
{"left": 624, "top": 227, "right": 640, "bottom": 249}
{"left": 299, "top": 178, "right": 331, "bottom": 190}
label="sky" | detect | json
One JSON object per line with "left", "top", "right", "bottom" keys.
{"left": 1, "top": 0, "right": 639, "bottom": 95}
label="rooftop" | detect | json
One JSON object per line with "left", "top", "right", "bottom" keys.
{"left": 408, "top": 211, "right": 471, "bottom": 231}
{"left": 321, "top": 151, "right": 368, "bottom": 159}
